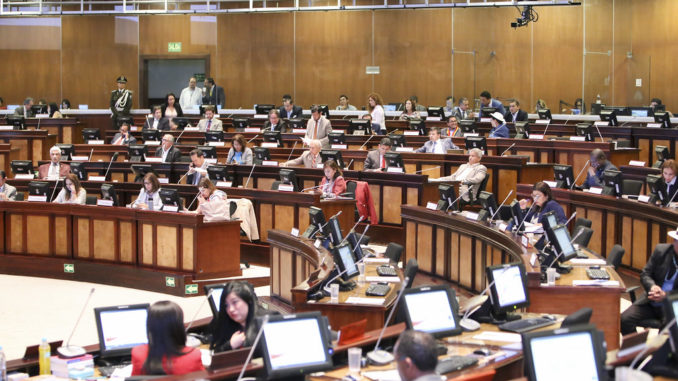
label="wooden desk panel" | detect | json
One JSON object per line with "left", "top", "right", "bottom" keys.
{"left": 0, "top": 130, "right": 56, "bottom": 164}
{"left": 25, "top": 118, "right": 83, "bottom": 144}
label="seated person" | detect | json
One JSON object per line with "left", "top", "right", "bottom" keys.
{"left": 38, "top": 145, "right": 71, "bottom": 180}
{"left": 506, "top": 181, "right": 567, "bottom": 230}
{"left": 226, "top": 134, "right": 253, "bottom": 165}
{"left": 442, "top": 115, "right": 462, "bottom": 137}
{"left": 319, "top": 160, "right": 346, "bottom": 199}
{"left": 488, "top": 112, "right": 509, "bottom": 138}
{"left": 264, "top": 109, "right": 289, "bottom": 133}
{"left": 278, "top": 95, "right": 303, "bottom": 119}
{"left": 661, "top": 159, "right": 677, "bottom": 203}
{"left": 336, "top": 94, "right": 357, "bottom": 111}
{"left": 131, "top": 301, "right": 204, "bottom": 376}
{"left": 197, "top": 107, "right": 223, "bottom": 132}
{"left": 187, "top": 149, "right": 208, "bottom": 186}
{"left": 303, "top": 105, "right": 332, "bottom": 149}
{"left": 209, "top": 281, "right": 264, "bottom": 352}
{"left": 54, "top": 173, "right": 86, "bottom": 204}
{"left": 195, "top": 178, "right": 229, "bottom": 222}
{"left": 48, "top": 102, "right": 63, "bottom": 118}
{"left": 155, "top": 134, "right": 182, "bottom": 163}
{"left": 430, "top": 148, "right": 487, "bottom": 203}
{"left": 504, "top": 100, "right": 528, "bottom": 122}
{"left": 144, "top": 106, "right": 170, "bottom": 131}
{"left": 0, "top": 170, "right": 17, "bottom": 201}
{"left": 364, "top": 137, "right": 392, "bottom": 172}
{"left": 111, "top": 122, "right": 137, "bottom": 145}
{"left": 415, "top": 127, "right": 458, "bottom": 153}
{"left": 399, "top": 99, "right": 421, "bottom": 121}
{"left": 131, "top": 173, "right": 163, "bottom": 210}
{"left": 283, "top": 139, "right": 322, "bottom": 168}
{"left": 620, "top": 232, "right": 678, "bottom": 335}
{"left": 582, "top": 149, "right": 617, "bottom": 189}
{"left": 393, "top": 330, "right": 439, "bottom": 381}
{"left": 161, "top": 92, "right": 183, "bottom": 120}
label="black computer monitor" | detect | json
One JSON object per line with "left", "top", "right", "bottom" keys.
{"left": 128, "top": 144, "right": 148, "bottom": 162}
{"left": 646, "top": 174, "right": 667, "bottom": 205}
{"left": 400, "top": 285, "right": 462, "bottom": 338}
{"left": 437, "top": 183, "right": 456, "bottom": 211}
{"left": 478, "top": 191, "right": 498, "bottom": 217}
{"left": 28, "top": 181, "right": 49, "bottom": 198}
{"left": 328, "top": 132, "right": 345, "bottom": 145}
{"left": 348, "top": 119, "right": 371, "bottom": 135}
{"left": 82, "top": 128, "right": 101, "bottom": 143}
{"left": 327, "top": 215, "right": 343, "bottom": 247}
{"left": 56, "top": 144, "right": 74, "bottom": 161}
{"left": 522, "top": 324, "right": 607, "bottom": 381}
{"left": 481, "top": 107, "right": 497, "bottom": 117}
{"left": 287, "top": 118, "right": 305, "bottom": 129}
{"left": 630, "top": 106, "right": 653, "bottom": 118}
{"left": 590, "top": 103, "right": 605, "bottom": 115}
{"left": 302, "top": 206, "right": 327, "bottom": 238}
{"left": 94, "top": 304, "right": 149, "bottom": 358}
{"left": 600, "top": 110, "right": 618, "bottom": 126}
{"left": 602, "top": 169, "right": 623, "bottom": 197}
{"left": 537, "top": 109, "right": 552, "bottom": 120}
{"left": 69, "top": 162, "right": 88, "bottom": 181}
{"left": 11, "top": 160, "right": 34, "bottom": 175}
{"left": 427, "top": 106, "right": 446, "bottom": 121}
{"left": 253, "top": 147, "right": 270, "bottom": 165}
{"left": 6, "top": 115, "right": 25, "bottom": 130}
{"left": 540, "top": 211, "right": 559, "bottom": 232}
{"left": 331, "top": 242, "right": 357, "bottom": 280}
{"left": 31, "top": 104, "right": 48, "bottom": 115}
{"left": 654, "top": 145, "right": 670, "bottom": 168}
{"left": 486, "top": 263, "right": 530, "bottom": 317}
{"left": 575, "top": 122, "right": 594, "bottom": 142}
{"left": 317, "top": 104, "right": 330, "bottom": 118}
{"left": 263, "top": 131, "right": 283, "bottom": 148}
{"left": 553, "top": 165, "right": 574, "bottom": 189}
{"left": 205, "top": 131, "right": 224, "bottom": 142}
{"left": 131, "top": 165, "right": 158, "bottom": 182}
{"left": 514, "top": 121, "right": 530, "bottom": 139}
{"left": 199, "top": 105, "right": 211, "bottom": 116}
{"left": 346, "top": 231, "right": 365, "bottom": 262}
{"left": 320, "top": 150, "right": 344, "bottom": 169}
{"left": 510, "top": 200, "right": 526, "bottom": 233}
{"left": 259, "top": 311, "right": 333, "bottom": 379}
{"left": 255, "top": 104, "right": 275, "bottom": 115}
{"left": 654, "top": 112, "right": 672, "bottom": 129}
{"left": 172, "top": 117, "right": 189, "bottom": 130}
{"left": 101, "top": 183, "right": 119, "bottom": 206}
{"left": 545, "top": 224, "right": 577, "bottom": 262}
{"left": 232, "top": 117, "right": 249, "bottom": 130}
{"left": 142, "top": 129, "right": 160, "bottom": 142}
{"left": 278, "top": 168, "right": 299, "bottom": 191}
{"left": 203, "top": 283, "right": 227, "bottom": 317}
{"left": 197, "top": 145, "right": 217, "bottom": 159}
{"left": 388, "top": 134, "right": 406, "bottom": 148}
{"left": 159, "top": 188, "right": 183, "bottom": 211}
{"left": 384, "top": 152, "right": 404, "bottom": 170}
{"left": 465, "top": 137, "right": 487, "bottom": 153}
{"left": 664, "top": 292, "right": 678, "bottom": 355}
{"left": 408, "top": 119, "right": 426, "bottom": 136}
{"left": 460, "top": 120, "right": 477, "bottom": 134}
{"left": 207, "top": 165, "right": 232, "bottom": 183}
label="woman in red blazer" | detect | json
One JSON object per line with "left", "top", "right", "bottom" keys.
{"left": 320, "top": 160, "right": 346, "bottom": 198}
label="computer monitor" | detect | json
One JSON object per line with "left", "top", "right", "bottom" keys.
{"left": 6, "top": 115, "right": 25, "bottom": 130}
{"left": 602, "top": 169, "right": 623, "bottom": 197}
{"left": 384, "top": 152, "right": 404, "bottom": 170}
{"left": 486, "top": 263, "right": 530, "bottom": 317}
{"left": 478, "top": 191, "right": 498, "bottom": 217}
{"left": 197, "top": 145, "right": 217, "bottom": 159}
{"left": 263, "top": 131, "right": 283, "bottom": 148}
{"left": 328, "top": 132, "right": 345, "bottom": 145}
{"left": 630, "top": 107, "right": 653, "bottom": 118}
{"left": 540, "top": 211, "right": 559, "bottom": 232}
{"left": 654, "top": 145, "right": 670, "bottom": 168}
{"left": 388, "top": 134, "right": 406, "bottom": 148}
{"left": 600, "top": 110, "right": 618, "bottom": 126}
{"left": 128, "top": 145, "right": 148, "bottom": 162}
{"left": 664, "top": 292, "right": 678, "bottom": 355}
{"left": 545, "top": 224, "right": 577, "bottom": 262}
{"left": 317, "top": 104, "right": 330, "bottom": 118}
{"left": 255, "top": 104, "right": 275, "bottom": 115}
{"left": 82, "top": 128, "right": 101, "bottom": 143}
{"left": 278, "top": 168, "right": 299, "bottom": 191}
{"left": 346, "top": 231, "right": 365, "bottom": 262}
{"left": 646, "top": 174, "right": 667, "bottom": 205}
{"left": 481, "top": 107, "right": 497, "bottom": 117}
{"left": 460, "top": 120, "right": 477, "bottom": 134}
{"left": 31, "top": 104, "right": 48, "bottom": 115}
{"left": 302, "top": 206, "right": 327, "bottom": 238}
{"left": 203, "top": 283, "right": 226, "bottom": 317}
{"left": 510, "top": 200, "right": 526, "bottom": 233}
{"left": 427, "top": 106, "right": 446, "bottom": 121}
{"left": 94, "top": 304, "right": 149, "bottom": 358}
{"left": 389, "top": 102, "right": 404, "bottom": 112}
{"left": 11, "top": 160, "right": 34, "bottom": 175}
{"left": 590, "top": 103, "right": 605, "bottom": 115}
{"left": 522, "top": 324, "right": 607, "bottom": 381}
{"left": 205, "top": 131, "right": 224, "bottom": 142}
{"left": 327, "top": 215, "right": 343, "bottom": 247}
{"left": 408, "top": 119, "right": 426, "bottom": 136}
{"left": 436, "top": 184, "right": 456, "bottom": 211}
{"left": 320, "top": 150, "right": 344, "bottom": 169}
{"left": 232, "top": 118, "right": 249, "bottom": 130}
{"left": 159, "top": 188, "right": 183, "bottom": 211}
{"left": 199, "top": 105, "right": 211, "bottom": 116}
{"left": 654, "top": 112, "right": 672, "bottom": 129}
{"left": 286, "top": 118, "right": 305, "bottom": 129}
{"left": 348, "top": 119, "right": 371, "bottom": 135}
{"left": 537, "top": 109, "right": 552, "bottom": 120}
{"left": 514, "top": 121, "right": 530, "bottom": 139}
{"left": 553, "top": 165, "right": 574, "bottom": 189}
{"left": 69, "top": 162, "right": 88, "bottom": 181}
{"left": 400, "top": 285, "right": 462, "bottom": 338}
{"left": 331, "top": 242, "right": 357, "bottom": 280}
{"left": 28, "top": 181, "right": 50, "bottom": 198}
{"left": 207, "top": 165, "right": 232, "bottom": 183}
{"left": 101, "top": 183, "right": 119, "bottom": 206}
{"left": 172, "top": 117, "right": 189, "bottom": 130}
{"left": 131, "top": 165, "right": 158, "bottom": 182}
{"left": 575, "top": 122, "right": 594, "bottom": 142}
{"left": 56, "top": 144, "right": 74, "bottom": 161}
{"left": 142, "top": 129, "right": 160, "bottom": 142}
{"left": 465, "top": 137, "right": 487, "bottom": 153}
{"left": 259, "top": 311, "right": 333, "bottom": 379}
{"left": 253, "top": 147, "right": 270, "bottom": 165}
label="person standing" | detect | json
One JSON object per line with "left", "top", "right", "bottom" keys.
{"left": 302, "top": 105, "right": 332, "bottom": 149}
{"left": 179, "top": 77, "right": 202, "bottom": 110}
{"left": 202, "top": 77, "right": 225, "bottom": 109}
{"left": 110, "top": 76, "right": 132, "bottom": 129}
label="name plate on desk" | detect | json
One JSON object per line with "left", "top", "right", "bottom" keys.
{"left": 480, "top": 118, "right": 491, "bottom": 123}
{"left": 71, "top": 156, "right": 88, "bottom": 161}
{"left": 0, "top": 125, "right": 13, "bottom": 130}
{"left": 253, "top": 114, "right": 268, "bottom": 119}
{"left": 647, "top": 123, "right": 662, "bottom": 128}
{"left": 396, "top": 147, "right": 414, "bottom": 152}
{"left": 530, "top": 253, "right": 538, "bottom": 267}
{"left": 144, "top": 141, "right": 161, "bottom": 146}
{"left": 244, "top": 127, "right": 261, "bottom": 133}
{"left": 331, "top": 144, "right": 347, "bottom": 150}
{"left": 365, "top": 276, "right": 400, "bottom": 283}
{"left": 260, "top": 142, "right": 278, "bottom": 148}
{"left": 277, "top": 184, "right": 294, "bottom": 192}
{"left": 208, "top": 141, "right": 225, "bottom": 147}
{"left": 290, "top": 227, "right": 300, "bottom": 237}
{"left": 569, "top": 136, "right": 586, "bottom": 141}
{"left": 465, "top": 212, "right": 479, "bottom": 221}
{"left": 403, "top": 131, "right": 419, "bottom": 136}
{"left": 364, "top": 257, "right": 389, "bottom": 264}
{"left": 145, "top": 157, "right": 163, "bottom": 163}
{"left": 498, "top": 222, "right": 508, "bottom": 232}
{"left": 535, "top": 119, "right": 550, "bottom": 125}
{"left": 183, "top": 126, "right": 199, "bottom": 131}
{"left": 35, "top": 113, "right": 49, "bottom": 118}
{"left": 528, "top": 134, "right": 545, "bottom": 140}
{"left": 130, "top": 126, "right": 139, "bottom": 131}
{"left": 158, "top": 178, "right": 169, "bottom": 184}
{"left": 463, "top": 133, "right": 479, "bottom": 137}
{"left": 205, "top": 158, "right": 217, "bottom": 164}
{"left": 426, "top": 116, "right": 441, "bottom": 122}
{"left": 594, "top": 121, "right": 609, "bottom": 127}
{"left": 14, "top": 174, "right": 35, "bottom": 179}
{"left": 386, "top": 167, "right": 404, "bottom": 173}
{"left": 521, "top": 235, "right": 530, "bottom": 247}
{"left": 293, "top": 128, "right": 307, "bottom": 134}
{"left": 426, "top": 201, "right": 438, "bottom": 210}
{"left": 637, "top": 195, "right": 651, "bottom": 203}
{"left": 316, "top": 163, "right": 324, "bottom": 168}
{"left": 586, "top": 187, "right": 603, "bottom": 195}
{"left": 216, "top": 181, "right": 232, "bottom": 187}
{"left": 97, "top": 199, "right": 114, "bottom": 207}
{"left": 162, "top": 205, "right": 179, "bottom": 212}
{"left": 262, "top": 160, "right": 278, "bottom": 166}
{"left": 543, "top": 180, "right": 557, "bottom": 188}
{"left": 88, "top": 140, "right": 104, "bottom": 145}
{"left": 27, "top": 195, "right": 47, "bottom": 202}
{"left": 88, "top": 176, "right": 106, "bottom": 181}
{"left": 628, "top": 160, "right": 646, "bottom": 167}
{"left": 333, "top": 129, "right": 346, "bottom": 134}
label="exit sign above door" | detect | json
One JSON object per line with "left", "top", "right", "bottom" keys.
{"left": 168, "top": 42, "right": 182, "bottom": 52}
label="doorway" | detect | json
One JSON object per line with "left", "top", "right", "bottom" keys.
{"left": 140, "top": 55, "right": 210, "bottom": 108}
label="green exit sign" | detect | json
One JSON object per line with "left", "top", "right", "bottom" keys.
{"left": 185, "top": 284, "right": 198, "bottom": 295}
{"left": 165, "top": 276, "right": 175, "bottom": 287}
{"left": 64, "top": 264, "right": 74, "bottom": 273}
{"left": 168, "top": 42, "right": 182, "bottom": 53}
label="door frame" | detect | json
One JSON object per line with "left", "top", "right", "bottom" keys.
{"left": 139, "top": 54, "right": 211, "bottom": 108}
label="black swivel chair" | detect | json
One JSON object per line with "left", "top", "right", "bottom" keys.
{"left": 384, "top": 243, "right": 404, "bottom": 264}
{"left": 15, "top": 192, "right": 24, "bottom": 201}
{"left": 403, "top": 258, "right": 418, "bottom": 289}
{"left": 606, "top": 244, "right": 626, "bottom": 270}
{"left": 459, "top": 173, "right": 490, "bottom": 210}
{"left": 573, "top": 217, "right": 592, "bottom": 231}
{"left": 622, "top": 179, "right": 643, "bottom": 196}
{"left": 560, "top": 307, "right": 593, "bottom": 328}
{"left": 340, "top": 180, "right": 358, "bottom": 199}
{"left": 572, "top": 226, "right": 594, "bottom": 247}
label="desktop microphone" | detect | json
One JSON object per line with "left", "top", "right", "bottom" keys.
{"left": 359, "top": 134, "right": 376, "bottom": 150}
{"left": 244, "top": 164, "right": 256, "bottom": 188}
{"left": 542, "top": 119, "right": 552, "bottom": 138}
{"left": 570, "top": 160, "right": 590, "bottom": 190}
{"left": 366, "top": 276, "right": 410, "bottom": 365}
{"left": 515, "top": 198, "right": 539, "bottom": 234}
{"left": 500, "top": 143, "right": 516, "bottom": 157}
{"left": 175, "top": 125, "right": 188, "bottom": 144}
{"left": 459, "top": 264, "right": 512, "bottom": 331}
{"left": 301, "top": 184, "right": 323, "bottom": 192}
{"left": 88, "top": 148, "right": 94, "bottom": 162}
{"left": 564, "top": 211, "right": 577, "bottom": 227}
{"left": 488, "top": 190, "right": 513, "bottom": 223}
{"left": 103, "top": 152, "right": 119, "bottom": 181}
{"left": 247, "top": 134, "right": 259, "bottom": 143}
{"left": 187, "top": 190, "right": 202, "bottom": 211}
{"left": 49, "top": 176, "right": 62, "bottom": 202}
{"left": 177, "top": 168, "right": 192, "bottom": 184}
{"left": 414, "top": 166, "right": 440, "bottom": 174}
{"left": 285, "top": 141, "right": 298, "bottom": 163}
{"left": 594, "top": 123, "right": 605, "bottom": 143}
{"left": 446, "top": 188, "right": 470, "bottom": 213}
{"left": 547, "top": 228, "right": 586, "bottom": 268}
{"left": 226, "top": 107, "right": 242, "bottom": 120}
{"left": 235, "top": 314, "right": 270, "bottom": 381}
{"left": 57, "top": 288, "right": 95, "bottom": 358}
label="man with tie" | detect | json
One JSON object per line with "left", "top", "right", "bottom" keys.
{"left": 661, "top": 159, "right": 677, "bottom": 204}
{"left": 453, "top": 97, "right": 474, "bottom": 121}
{"left": 479, "top": 90, "right": 506, "bottom": 117}
{"left": 302, "top": 105, "right": 332, "bottom": 149}
{"left": 13, "top": 97, "right": 34, "bottom": 118}
{"left": 38, "top": 146, "right": 71, "bottom": 180}
{"left": 504, "top": 100, "right": 528, "bottom": 123}
{"left": 143, "top": 106, "right": 170, "bottom": 131}
{"left": 187, "top": 149, "right": 209, "bottom": 185}
{"left": 179, "top": 77, "right": 202, "bottom": 110}
{"left": 264, "top": 109, "right": 289, "bottom": 132}
{"left": 364, "top": 138, "right": 392, "bottom": 172}
{"left": 111, "top": 123, "right": 137, "bottom": 145}
{"left": 202, "top": 77, "right": 226, "bottom": 109}
{"left": 0, "top": 171, "right": 17, "bottom": 201}
{"left": 278, "top": 95, "right": 303, "bottom": 119}
{"left": 283, "top": 139, "right": 322, "bottom": 168}
{"left": 415, "top": 127, "right": 458, "bottom": 153}
{"left": 155, "top": 134, "right": 182, "bottom": 163}
{"left": 197, "top": 107, "right": 223, "bottom": 132}
{"left": 110, "top": 76, "right": 133, "bottom": 129}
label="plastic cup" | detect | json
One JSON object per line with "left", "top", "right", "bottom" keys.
{"left": 546, "top": 268, "right": 557, "bottom": 286}
{"left": 330, "top": 283, "right": 339, "bottom": 303}
{"left": 348, "top": 347, "right": 362, "bottom": 373}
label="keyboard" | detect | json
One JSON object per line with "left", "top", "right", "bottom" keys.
{"left": 498, "top": 317, "right": 555, "bottom": 333}
{"left": 366, "top": 283, "right": 391, "bottom": 296}
{"left": 435, "top": 355, "right": 479, "bottom": 374}
{"left": 586, "top": 268, "right": 610, "bottom": 280}
{"left": 98, "top": 363, "right": 131, "bottom": 377}
{"left": 376, "top": 265, "right": 397, "bottom": 277}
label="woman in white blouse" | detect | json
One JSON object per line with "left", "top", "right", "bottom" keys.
{"left": 54, "top": 173, "right": 87, "bottom": 204}
{"left": 131, "top": 173, "right": 163, "bottom": 210}
{"left": 367, "top": 92, "right": 385, "bottom": 135}
{"left": 195, "top": 178, "right": 229, "bottom": 221}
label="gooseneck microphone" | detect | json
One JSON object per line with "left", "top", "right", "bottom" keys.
{"left": 103, "top": 152, "right": 119, "bottom": 181}
{"left": 366, "top": 276, "right": 410, "bottom": 365}
{"left": 57, "top": 288, "right": 96, "bottom": 358}
{"left": 235, "top": 314, "right": 270, "bottom": 381}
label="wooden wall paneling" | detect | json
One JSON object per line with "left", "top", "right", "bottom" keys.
{"left": 26, "top": 215, "right": 50, "bottom": 255}
{"left": 92, "top": 219, "right": 116, "bottom": 261}
{"left": 182, "top": 227, "right": 194, "bottom": 271}
{"left": 259, "top": 203, "right": 273, "bottom": 242}
{"left": 417, "top": 224, "right": 433, "bottom": 273}
{"left": 382, "top": 185, "right": 401, "bottom": 224}
{"left": 459, "top": 235, "right": 472, "bottom": 289}
{"left": 139, "top": 15, "right": 216, "bottom": 55}
{"left": 273, "top": 205, "right": 295, "bottom": 233}
{"left": 449, "top": 230, "right": 459, "bottom": 284}
{"left": 141, "top": 223, "right": 154, "bottom": 265}
{"left": 120, "top": 221, "right": 134, "bottom": 263}
{"left": 435, "top": 227, "right": 446, "bottom": 276}
{"left": 631, "top": 219, "right": 647, "bottom": 271}
{"left": 586, "top": 208, "right": 603, "bottom": 255}
{"left": 621, "top": 215, "right": 633, "bottom": 267}
{"left": 271, "top": 247, "right": 280, "bottom": 297}
{"left": 605, "top": 212, "right": 616, "bottom": 260}
{"left": 369, "top": 184, "right": 381, "bottom": 223}
{"left": 55, "top": 216, "right": 69, "bottom": 256}
{"left": 9, "top": 214, "right": 22, "bottom": 253}
{"left": 76, "top": 217, "right": 90, "bottom": 258}
{"left": 156, "top": 225, "right": 179, "bottom": 268}
{"left": 280, "top": 248, "right": 293, "bottom": 302}
{"left": 405, "top": 221, "right": 416, "bottom": 264}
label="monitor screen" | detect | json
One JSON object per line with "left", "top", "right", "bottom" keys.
{"left": 207, "top": 165, "right": 230, "bottom": 182}
{"left": 346, "top": 231, "right": 365, "bottom": 261}
{"left": 11, "top": 160, "right": 34, "bottom": 175}
{"left": 332, "top": 242, "right": 358, "bottom": 281}
{"left": 553, "top": 165, "right": 574, "bottom": 189}
{"left": 320, "top": 150, "right": 344, "bottom": 169}
{"left": 205, "top": 131, "right": 224, "bottom": 142}
{"left": 631, "top": 109, "right": 649, "bottom": 118}
{"left": 232, "top": 118, "right": 249, "bottom": 129}
{"left": 388, "top": 134, "right": 406, "bottom": 148}
{"left": 159, "top": 188, "right": 183, "bottom": 211}
{"left": 260, "top": 312, "right": 333, "bottom": 379}
{"left": 348, "top": 119, "right": 371, "bottom": 135}
{"left": 328, "top": 216, "right": 343, "bottom": 246}
{"left": 401, "top": 285, "right": 461, "bottom": 338}
{"left": 478, "top": 191, "right": 497, "bottom": 216}
{"left": 204, "top": 283, "right": 226, "bottom": 317}
{"left": 28, "top": 181, "right": 50, "bottom": 197}
{"left": 603, "top": 169, "right": 622, "bottom": 197}
{"left": 540, "top": 211, "right": 558, "bottom": 232}
{"left": 384, "top": 152, "right": 403, "bottom": 169}
{"left": 263, "top": 131, "right": 283, "bottom": 147}
{"left": 383, "top": 104, "right": 396, "bottom": 112}
{"left": 101, "top": 184, "right": 119, "bottom": 206}
{"left": 486, "top": 263, "right": 529, "bottom": 314}
{"left": 547, "top": 225, "right": 577, "bottom": 261}
{"left": 94, "top": 304, "right": 149, "bottom": 358}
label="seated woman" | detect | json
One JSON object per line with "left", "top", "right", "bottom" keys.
{"left": 131, "top": 301, "right": 204, "bottom": 376}
{"left": 319, "top": 160, "right": 346, "bottom": 199}
{"left": 226, "top": 134, "right": 253, "bottom": 165}
{"left": 131, "top": 173, "right": 163, "bottom": 210}
{"left": 398, "top": 99, "right": 421, "bottom": 121}
{"left": 54, "top": 173, "right": 86, "bottom": 204}
{"left": 661, "top": 159, "right": 677, "bottom": 205}
{"left": 507, "top": 181, "right": 566, "bottom": 230}
{"left": 209, "top": 281, "right": 263, "bottom": 352}
{"left": 48, "top": 103, "right": 63, "bottom": 118}
{"left": 195, "top": 178, "right": 229, "bottom": 221}
{"left": 161, "top": 92, "right": 183, "bottom": 121}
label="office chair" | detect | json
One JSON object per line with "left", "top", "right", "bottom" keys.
{"left": 85, "top": 195, "right": 97, "bottom": 205}
{"left": 573, "top": 217, "right": 592, "bottom": 231}
{"left": 560, "top": 307, "right": 593, "bottom": 328}
{"left": 572, "top": 226, "right": 594, "bottom": 247}
{"left": 459, "top": 173, "right": 489, "bottom": 209}
{"left": 622, "top": 179, "right": 643, "bottom": 196}
{"left": 606, "top": 244, "right": 625, "bottom": 270}
{"left": 15, "top": 192, "right": 24, "bottom": 201}
{"left": 384, "top": 242, "right": 404, "bottom": 264}
{"left": 403, "top": 258, "right": 418, "bottom": 288}
{"left": 340, "top": 180, "right": 357, "bottom": 199}
{"left": 229, "top": 201, "right": 249, "bottom": 268}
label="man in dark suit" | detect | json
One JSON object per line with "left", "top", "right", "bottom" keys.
{"left": 111, "top": 123, "right": 137, "bottom": 145}
{"left": 264, "top": 109, "right": 289, "bottom": 133}
{"left": 13, "top": 97, "right": 34, "bottom": 118}
{"left": 279, "top": 94, "right": 303, "bottom": 119}
{"left": 110, "top": 76, "right": 133, "bottom": 129}
{"left": 364, "top": 137, "right": 392, "bottom": 171}
{"left": 504, "top": 100, "right": 528, "bottom": 123}
{"left": 38, "top": 146, "right": 71, "bottom": 179}
{"left": 479, "top": 90, "right": 506, "bottom": 117}
{"left": 202, "top": 77, "right": 225, "bottom": 109}
{"left": 621, "top": 231, "right": 678, "bottom": 335}
{"left": 453, "top": 97, "right": 474, "bottom": 121}
{"left": 155, "top": 134, "right": 182, "bottom": 163}
{"left": 662, "top": 159, "right": 677, "bottom": 205}
{"left": 143, "top": 106, "right": 170, "bottom": 131}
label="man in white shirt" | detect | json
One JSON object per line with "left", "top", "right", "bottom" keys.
{"left": 38, "top": 146, "right": 71, "bottom": 180}
{"left": 187, "top": 149, "right": 209, "bottom": 185}
{"left": 179, "top": 77, "right": 202, "bottom": 110}
{"left": 0, "top": 171, "right": 17, "bottom": 201}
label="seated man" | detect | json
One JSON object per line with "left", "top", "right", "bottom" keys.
{"left": 582, "top": 148, "right": 617, "bottom": 189}
{"left": 38, "top": 145, "right": 71, "bottom": 180}
{"left": 442, "top": 115, "right": 462, "bottom": 137}
{"left": 111, "top": 122, "right": 137, "bottom": 145}
{"left": 504, "top": 100, "right": 528, "bottom": 122}
{"left": 155, "top": 134, "right": 182, "bottom": 163}
{"left": 453, "top": 97, "right": 474, "bottom": 121}
{"left": 279, "top": 94, "right": 303, "bottom": 119}
{"left": 431, "top": 148, "right": 487, "bottom": 203}
{"left": 393, "top": 330, "right": 440, "bottom": 381}
{"left": 479, "top": 90, "right": 506, "bottom": 116}
{"left": 0, "top": 170, "right": 17, "bottom": 201}
{"left": 14, "top": 97, "right": 34, "bottom": 118}
{"left": 488, "top": 112, "right": 509, "bottom": 138}
{"left": 283, "top": 139, "right": 322, "bottom": 168}
{"left": 143, "top": 106, "right": 170, "bottom": 130}
{"left": 364, "top": 137, "right": 392, "bottom": 172}
{"left": 197, "top": 107, "right": 223, "bottom": 132}
{"left": 303, "top": 105, "right": 332, "bottom": 149}
{"left": 415, "top": 127, "right": 458, "bottom": 153}
{"left": 264, "top": 109, "right": 289, "bottom": 133}
{"left": 621, "top": 231, "right": 678, "bottom": 335}
{"left": 187, "top": 149, "right": 209, "bottom": 186}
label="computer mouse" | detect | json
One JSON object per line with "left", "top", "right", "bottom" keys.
{"left": 472, "top": 348, "right": 491, "bottom": 356}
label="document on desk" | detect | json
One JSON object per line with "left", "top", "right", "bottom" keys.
{"left": 523, "top": 222, "right": 544, "bottom": 234}
{"left": 363, "top": 369, "right": 400, "bottom": 381}
{"left": 569, "top": 258, "right": 606, "bottom": 265}
{"left": 364, "top": 257, "right": 389, "bottom": 264}
{"left": 345, "top": 297, "right": 385, "bottom": 305}
{"left": 472, "top": 331, "right": 522, "bottom": 343}
{"left": 572, "top": 280, "right": 620, "bottom": 287}
{"left": 365, "top": 276, "right": 400, "bottom": 283}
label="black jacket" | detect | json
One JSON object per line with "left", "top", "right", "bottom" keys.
{"left": 504, "top": 109, "right": 528, "bottom": 123}
{"left": 155, "top": 145, "right": 182, "bottom": 163}
{"left": 278, "top": 105, "right": 303, "bottom": 119}
{"left": 639, "top": 244, "right": 678, "bottom": 304}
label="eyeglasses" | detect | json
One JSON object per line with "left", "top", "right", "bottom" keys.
{"left": 143, "top": 181, "right": 152, "bottom": 185}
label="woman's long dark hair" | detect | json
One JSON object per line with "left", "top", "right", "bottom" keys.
{"left": 162, "top": 93, "right": 184, "bottom": 117}
{"left": 48, "top": 102, "right": 59, "bottom": 117}
{"left": 143, "top": 301, "right": 190, "bottom": 375}
{"left": 209, "top": 281, "right": 259, "bottom": 351}
{"left": 533, "top": 181, "right": 553, "bottom": 214}
{"left": 324, "top": 159, "right": 342, "bottom": 181}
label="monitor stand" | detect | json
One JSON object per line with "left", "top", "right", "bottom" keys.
{"left": 468, "top": 298, "right": 522, "bottom": 325}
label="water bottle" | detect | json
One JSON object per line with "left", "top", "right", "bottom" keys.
{"left": 596, "top": 94, "right": 602, "bottom": 104}
{"left": 39, "top": 338, "right": 51, "bottom": 375}
{"left": 0, "top": 346, "right": 6, "bottom": 381}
